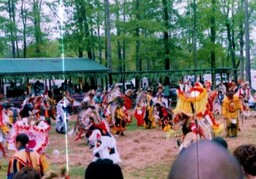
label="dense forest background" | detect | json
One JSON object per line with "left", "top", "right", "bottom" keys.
{"left": 0, "top": 0, "right": 255, "bottom": 82}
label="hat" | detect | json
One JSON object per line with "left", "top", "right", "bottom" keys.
{"left": 36, "top": 96, "right": 42, "bottom": 102}
{"left": 28, "top": 97, "right": 35, "bottom": 103}
{"left": 158, "top": 84, "right": 163, "bottom": 90}
{"left": 125, "top": 89, "right": 132, "bottom": 95}
{"left": 241, "top": 81, "right": 249, "bottom": 87}
{"left": 88, "top": 90, "right": 95, "bottom": 96}
{"left": 226, "top": 83, "right": 234, "bottom": 92}
{"left": 204, "top": 80, "right": 212, "bottom": 88}
{"left": 193, "top": 82, "right": 204, "bottom": 89}
{"left": 147, "top": 87, "right": 153, "bottom": 92}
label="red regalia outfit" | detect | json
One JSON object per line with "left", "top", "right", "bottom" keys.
{"left": 134, "top": 105, "right": 146, "bottom": 126}
{"left": 122, "top": 91, "right": 133, "bottom": 124}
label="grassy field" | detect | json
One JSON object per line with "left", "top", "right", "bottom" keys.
{"left": 0, "top": 115, "right": 256, "bottom": 179}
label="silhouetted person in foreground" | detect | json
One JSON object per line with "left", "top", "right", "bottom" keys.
{"left": 85, "top": 159, "right": 123, "bottom": 179}
{"left": 168, "top": 141, "right": 243, "bottom": 179}
{"left": 212, "top": 136, "right": 228, "bottom": 149}
{"left": 13, "top": 167, "right": 40, "bottom": 179}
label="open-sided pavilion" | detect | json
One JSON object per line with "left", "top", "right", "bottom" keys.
{"left": 0, "top": 57, "right": 235, "bottom": 96}
{"left": 0, "top": 58, "right": 109, "bottom": 96}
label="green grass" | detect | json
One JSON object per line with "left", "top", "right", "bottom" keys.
{"left": 126, "top": 116, "right": 142, "bottom": 131}
{"left": 0, "top": 160, "right": 8, "bottom": 179}
{"left": 125, "top": 163, "right": 171, "bottom": 179}
{"left": 69, "top": 166, "right": 85, "bottom": 179}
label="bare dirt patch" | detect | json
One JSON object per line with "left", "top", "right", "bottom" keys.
{"left": 47, "top": 114, "right": 256, "bottom": 178}
{"left": 1, "top": 115, "right": 256, "bottom": 179}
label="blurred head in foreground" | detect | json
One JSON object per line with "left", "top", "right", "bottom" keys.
{"left": 85, "top": 158, "right": 123, "bottom": 179}
{"left": 233, "top": 144, "right": 256, "bottom": 178}
{"left": 13, "top": 167, "right": 41, "bottom": 179}
{"left": 212, "top": 136, "right": 228, "bottom": 149}
{"left": 168, "top": 141, "right": 243, "bottom": 179}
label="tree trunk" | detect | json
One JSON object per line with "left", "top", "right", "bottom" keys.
{"left": 81, "top": 5, "right": 92, "bottom": 59}
{"left": 8, "top": 0, "right": 16, "bottom": 58}
{"left": 192, "top": 0, "right": 197, "bottom": 70}
{"left": 162, "top": 0, "right": 170, "bottom": 70}
{"left": 210, "top": 0, "right": 216, "bottom": 86}
{"left": 75, "top": 0, "right": 84, "bottom": 58}
{"left": 78, "top": 49, "right": 83, "bottom": 58}
{"left": 122, "top": 0, "right": 126, "bottom": 72}
{"left": 135, "top": 0, "right": 141, "bottom": 71}
{"left": 11, "top": 0, "right": 19, "bottom": 58}
{"left": 244, "top": 0, "right": 251, "bottom": 85}
{"left": 231, "top": 0, "right": 238, "bottom": 83}
{"left": 21, "top": 0, "right": 27, "bottom": 58}
{"left": 239, "top": 0, "right": 244, "bottom": 80}
{"left": 90, "top": 27, "right": 95, "bottom": 60}
{"left": 96, "top": 10, "right": 102, "bottom": 64}
{"left": 115, "top": 0, "right": 122, "bottom": 72}
{"left": 33, "top": 0, "right": 42, "bottom": 56}
{"left": 105, "top": 0, "right": 112, "bottom": 71}
{"left": 226, "top": 22, "right": 238, "bottom": 83}
{"left": 75, "top": 0, "right": 92, "bottom": 58}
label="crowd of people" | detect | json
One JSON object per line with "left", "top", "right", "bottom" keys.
{"left": 0, "top": 77, "right": 256, "bottom": 178}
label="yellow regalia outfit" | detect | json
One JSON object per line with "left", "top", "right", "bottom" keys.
{"left": 222, "top": 95, "right": 242, "bottom": 137}
{"left": 174, "top": 85, "right": 222, "bottom": 136}
{"left": 144, "top": 94, "right": 156, "bottom": 129}
{"left": 113, "top": 107, "right": 126, "bottom": 136}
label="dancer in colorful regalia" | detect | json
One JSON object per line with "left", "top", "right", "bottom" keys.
{"left": 82, "top": 90, "right": 96, "bottom": 107}
{"left": 0, "top": 104, "right": 10, "bottom": 169}
{"left": 7, "top": 96, "right": 51, "bottom": 173}
{"left": 237, "top": 81, "right": 251, "bottom": 118}
{"left": 122, "top": 89, "right": 133, "bottom": 124}
{"left": 173, "top": 81, "right": 223, "bottom": 150}
{"left": 154, "top": 84, "right": 169, "bottom": 108}
{"left": 112, "top": 97, "right": 127, "bottom": 136}
{"left": 7, "top": 133, "right": 45, "bottom": 179}
{"left": 222, "top": 88, "right": 243, "bottom": 138}
{"left": 134, "top": 103, "right": 146, "bottom": 127}
{"left": 204, "top": 80, "right": 218, "bottom": 113}
{"left": 68, "top": 100, "right": 121, "bottom": 164}
{"left": 102, "top": 85, "right": 133, "bottom": 132}
{"left": 134, "top": 88, "right": 156, "bottom": 129}
{"left": 154, "top": 102, "right": 173, "bottom": 131}
{"left": 55, "top": 95, "right": 73, "bottom": 134}
{"left": 86, "top": 108, "right": 121, "bottom": 164}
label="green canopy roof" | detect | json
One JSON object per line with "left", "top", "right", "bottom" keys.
{"left": 0, "top": 58, "right": 109, "bottom": 79}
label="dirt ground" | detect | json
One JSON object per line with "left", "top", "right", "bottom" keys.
{"left": 0, "top": 114, "right": 255, "bottom": 178}
{"left": 45, "top": 114, "right": 256, "bottom": 179}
